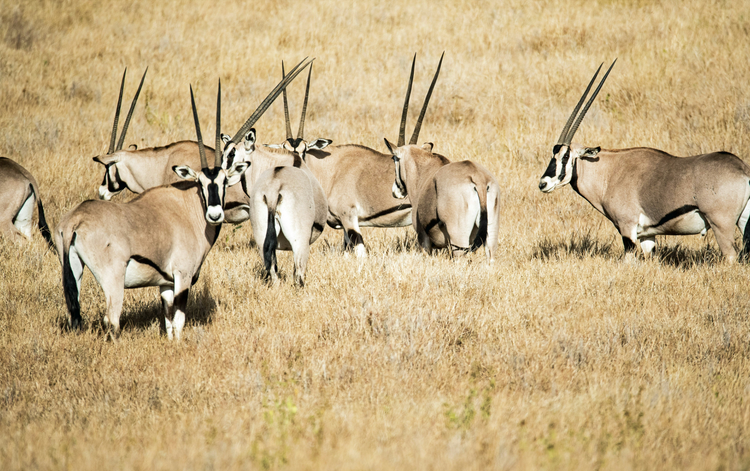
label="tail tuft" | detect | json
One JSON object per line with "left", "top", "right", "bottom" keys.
{"left": 62, "top": 233, "right": 82, "bottom": 329}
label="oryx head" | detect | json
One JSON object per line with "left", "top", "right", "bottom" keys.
{"left": 383, "top": 52, "right": 444, "bottom": 199}
{"left": 539, "top": 60, "right": 615, "bottom": 193}
{"left": 173, "top": 81, "right": 248, "bottom": 225}
{"left": 265, "top": 61, "right": 331, "bottom": 160}
{"left": 220, "top": 58, "right": 315, "bottom": 170}
{"left": 93, "top": 68, "right": 148, "bottom": 200}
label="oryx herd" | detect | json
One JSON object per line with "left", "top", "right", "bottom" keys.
{"left": 3, "top": 55, "right": 750, "bottom": 340}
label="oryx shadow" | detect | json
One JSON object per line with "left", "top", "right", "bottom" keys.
{"left": 531, "top": 232, "right": 617, "bottom": 261}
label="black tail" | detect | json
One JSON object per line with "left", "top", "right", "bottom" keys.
{"left": 262, "top": 195, "right": 279, "bottom": 277}
{"left": 470, "top": 184, "right": 488, "bottom": 252}
{"left": 741, "top": 211, "right": 750, "bottom": 263}
{"left": 36, "top": 198, "right": 54, "bottom": 251}
{"left": 62, "top": 233, "right": 82, "bottom": 329}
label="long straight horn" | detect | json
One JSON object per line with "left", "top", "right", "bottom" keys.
{"left": 116, "top": 67, "right": 148, "bottom": 151}
{"left": 230, "top": 57, "right": 313, "bottom": 144}
{"left": 409, "top": 51, "right": 444, "bottom": 146}
{"left": 556, "top": 63, "right": 602, "bottom": 148}
{"left": 565, "top": 59, "right": 616, "bottom": 145}
{"left": 297, "top": 62, "right": 312, "bottom": 140}
{"left": 282, "top": 61, "right": 293, "bottom": 141}
{"left": 190, "top": 85, "right": 208, "bottom": 170}
{"left": 215, "top": 79, "right": 222, "bottom": 168}
{"left": 108, "top": 68, "right": 127, "bottom": 154}
{"left": 398, "top": 54, "right": 416, "bottom": 147}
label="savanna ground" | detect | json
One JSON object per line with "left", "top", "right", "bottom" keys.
{"left": 2, "top": 0, "right": 750, "bottom": 469}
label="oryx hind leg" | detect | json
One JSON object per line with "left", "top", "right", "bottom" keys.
{"left": 484, "top": 187, "right": 501, "bottom": 263}
{"left": 737, "top": 197, "right": 750, "bottom": 261}
{"left": 278, "top": 208, "right": 311, "bottom": 287}
{"left": 97, "top": 267, "right": 126, "bottom": 338}
{"left": 12, "top": 189, "right": 36, "bottom": 239}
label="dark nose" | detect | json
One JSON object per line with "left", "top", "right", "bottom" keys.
{"left": 538, "top": 180, "right": 546, "bottom": 191}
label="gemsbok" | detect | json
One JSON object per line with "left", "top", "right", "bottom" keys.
{"left": 222, "top": 63, "right": 327, "bottom": 286}
{"left": 0, "top": 157, "right": 53, "bottom": 247}
{"left": 91, "top": 60, "right": 312, "bottom": 224}
{"left": 224, "top": 62, "right": 421, "bottom": 257}
{"left": 538, "top": 60, "right": 750, "bottom": 263}
{"left": 383, "top": 53, "right": 500, "bottom": 262}
{"left": 54, "top": 64, "right": 307, "bottom": 339}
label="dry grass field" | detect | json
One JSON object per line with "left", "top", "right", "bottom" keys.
{"left": 2, "top": 0, "right": 750, "bottom": 469}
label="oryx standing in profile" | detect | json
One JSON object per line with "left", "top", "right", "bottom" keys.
{"left": 222, "top": 62, "right": 327, "bottom": 286}
{"left": 538, "top": 60, "right": 750, "bottom": 262}
{"left": 384, "top": 54, "right": 500, "bottom": 262}
{"left": 0, "top": 157, "right": 53, "bottom": 247}
{"left": 54, "top": 65, "right": 306, "bottom": 339}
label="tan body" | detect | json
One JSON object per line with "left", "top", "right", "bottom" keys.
{"left": 224, "top": 132, "right": 327, "bottom": 285}
{"left": 95, "top": 141, "right": 251, "bottom": 223}
{"left": 55, "top": 182, "right": 225, "bottom": 339}
{"left": 542, "top": 145, "right": 750, "bottom": 261}
{"left": 389, "top": 142, "right": 500, "bottom": 262}
{"left": 0, "top": 157, "right": 52, "bottom": 246}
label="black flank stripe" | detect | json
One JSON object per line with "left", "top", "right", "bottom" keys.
{"left": 359, "top": 204, "right": 413, "bottom": 222}
{"left": 130, "top": 255, "right": 173, "bottom": 281}
{"left": 655, "top": 205, "right": 700, "bottom": 227}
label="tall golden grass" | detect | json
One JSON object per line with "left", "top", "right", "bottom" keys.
{"left": 2, "top": 0, "right": 750, "bottom": 469}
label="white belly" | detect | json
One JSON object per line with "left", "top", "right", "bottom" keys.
{"left": 124, "top": 259, "right": 172, "bottom": 289}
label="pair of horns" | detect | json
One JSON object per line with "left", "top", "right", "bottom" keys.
{"left": 189, "top": 80, "right": 223, "bottom": 169}
{"left": 556, "top": 59, "right": 616, "bottom": 149}
{"left": 229, "top": 57, "right": 314, "bottom": 144}
{"left": 398, "top": 52, "right": 444, "bottom": 147}
{"left": 190, "top": 57, "right": 313, "bottom": 169}
{"left": 109, "top": 67, "right": 148, "bottom": 154}
{"left": 282, "top": 60, "right": 312, "bottom": 143}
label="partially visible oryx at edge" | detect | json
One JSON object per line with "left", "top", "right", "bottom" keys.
{"left": 89, "top": 59, "right": 313, "bottom": 224}
{"left": 54, "top": 63, "right": 307, "bottom": 340}
{"left": 538, "top": 60, "right": 750, "bottom": 263}
{"left": 384, "top": 53, "right": 500, "bottom": 262}
{"left": 0, "top": 157, "right": 53, "bottom": 247}
{"left": 221, "top": 62, "right": 327, "bottom": 286}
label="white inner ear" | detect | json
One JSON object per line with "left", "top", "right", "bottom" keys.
{"left": 221, "top": 133, "right": 231, "bottom": 144}
{"left": 173, "top": 165, "right": 198, "bottom": 181}
{"left": 226, "top": 162, "right": 249, "bottom": 186}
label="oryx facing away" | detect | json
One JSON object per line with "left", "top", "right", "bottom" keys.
{"left": 0, "top": 157, "right": 53, "bottom": 247}
{"left": 384, "top": 54, "right": 500, "bottom": 262}
{"left": 54, "top": 65, "right": 306, "bottom": 339}
{"left": 538, "top": 60, "right": 750, "bottom": 263}
{"left": 222, "top": 63, "right": 327, "bottom": 286}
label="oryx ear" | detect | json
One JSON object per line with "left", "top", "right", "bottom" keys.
{"left": 582, "top": 146, "right": 601, "bottom": 158}
{"left": 226, "top": 161, "right": 250, "bottom": 187}
{"left": 282, "top": 141, "right": 295, "bottom": 153}
{"left": 383, "top": 138, "right": 396, "bottom": 155}
{"left": 265, "top": 143, "right": 284, "bottom": 149}
{"left": 243, "top": 129, "right": 257, "bottom": 150}
{"left": 173, "top": 165, "right": 199, "bottom": 181}
{"left": 93, "top": 154, "right": 119, "bottom": 165}
{"left": 421, "top": 142, "right": 434, "bottom": 152}
{"left": 128, "top": 144, "right": 138, "bottom": 151}
{"left": 308, "top": 138, "right": 332, "bottom": 150}
{"left": 221, "top": 133, "right": 231, "bottom": 145}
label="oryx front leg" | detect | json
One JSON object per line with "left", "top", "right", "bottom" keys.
{"left": 639, "top": 237, "right": 656, "bottom": 259}
{"left": 341, "top": 211, "right": 366, "bottom": 257}
{"left": 163, "top": 276, "right": 189, "bottom": 341}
